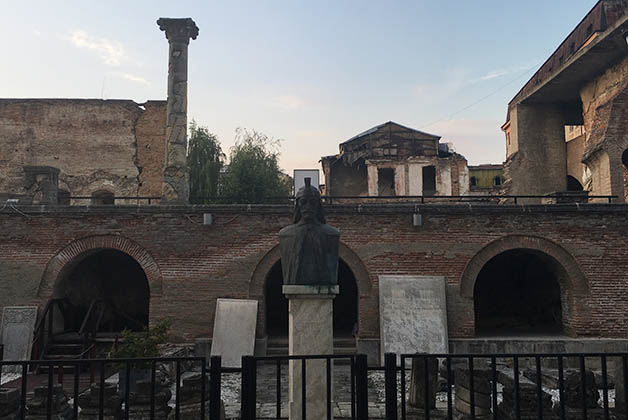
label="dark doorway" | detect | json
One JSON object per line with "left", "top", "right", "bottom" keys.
{"left": 473, "top": 249, "right": 563, "bottom": 336}
{"left": 567, "top": 175, "right": 584, "bottom": 191}
{"left": 91, "top": 190, "right": 114, "bottom": 205}
{"left": 377, "top": 168, "right": 395, "bottom": 196}
{"left": 422, "top": 166, "right": 436, "bottom": 196}
{"left": 53, "top": 249, "right": 150, "bottom": 334}
{"left": 622, "top": 149, "right": 628, "bottom": 202}
{"left": 265, "top": 259, "right": 358, "bottom": 338}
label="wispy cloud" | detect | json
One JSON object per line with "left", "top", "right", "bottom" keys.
{"left": 275, "top": 95, "right": 306, "bottom": 110}
{"left": 122, "top": 73, "right": 149, "bottom": 85}
{"left": 67, "top": 30, "right": 127, "bottom": 66}
{"left": 471, "top": 63, "right": 537, "bottom": 84}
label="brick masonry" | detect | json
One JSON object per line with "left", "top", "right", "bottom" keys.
{"left": 1, "top": 203, "right": 628, "bottom": 344}
{"left": 0, "top": 99, "right": 166, "bottom": 200}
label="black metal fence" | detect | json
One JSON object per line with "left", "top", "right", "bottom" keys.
{"left": 191, "top": 194, "right": 618, "bottom": 205}
{"left": 2, "top": 352, "right": 628, "bottom": 419}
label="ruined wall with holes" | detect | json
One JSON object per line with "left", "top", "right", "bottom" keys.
{"left": 0, "top": 99, "right": 166, "bottom": 202}
{"left": 2, "top": 204, "right": 628, "bottom": 354}
{"left": 580, "top": 57, "right": 628, "bottom": 200}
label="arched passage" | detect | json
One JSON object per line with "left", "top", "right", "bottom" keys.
{"left": 474, "top": 249, "right": 563, "bottom": 335}
{"left": 53, "top": 249, "right": 150, "bottom": 333}
{"left": 461, "top": 235, "right": 588, "bottom": 336}
{"left": 265, "top": 258, "right": 358, "bottom": 338}
{"left": 567, "top": 175, "right": 583, "bottom": 191}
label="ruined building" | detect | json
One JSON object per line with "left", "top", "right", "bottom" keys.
{"left": 4, "top": 8, "right": 628, "bottom": 366}
{"left": 0, "top": 18, "right": 197, "bottom": 206}
{"left": 468, "top": 164, "right": 504, "bottom": 194}
{"left": 0, "top": 99, "right": 166, "bottom": 204}
{"left": 321, "top": 121, "right": 469, "bottom": 198}
{"left": 502, "top": 0, "right": 628, "bottom": 202}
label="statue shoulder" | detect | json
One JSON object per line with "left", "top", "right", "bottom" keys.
{"left": 279, "top": 224, "right": 296, "bottom": 238}
{"left": 321, "top": 223, "right": 340, "bottom": 236}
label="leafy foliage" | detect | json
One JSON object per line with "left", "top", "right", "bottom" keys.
{"left": 111, "top": 319, "right": 170, "bottom": 360}
{"left": 220, "top": 128, "right": 292, "bottom": 203}
{"left": 187, "top": 120, "right": 225, "bottom": 203}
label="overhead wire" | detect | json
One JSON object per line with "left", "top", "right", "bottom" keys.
{"left": 419, "top": 61, "right": 543, "bottom": 131}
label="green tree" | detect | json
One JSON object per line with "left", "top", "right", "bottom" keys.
{"left": 221, "top": 128, "right": 292, "bottom": 203}
{"left": 187, "top": 120, "right": 225, "bottom": 203}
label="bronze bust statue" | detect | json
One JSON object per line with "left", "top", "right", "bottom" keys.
{"left": 279, "top": 178, "right": 340, "bottom": 285}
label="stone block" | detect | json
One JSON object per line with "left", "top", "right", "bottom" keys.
{"left": 193, "top": 338, "right": 211, "bottom": 362}
{"left": 408, "top": 355, "right": 438, "bottom": 409}
{"left": 1, "top": 307, "right": 38, "bottom": 373}
{"left": 356, "top": 338, "right": 379, "bottom": 366}
{"left": 25, "top": 384, "right": 73, "bottom": 420}
{"left": 210, "top": 299, "right": 258, "bottom": 368}
{"left": 378, "top": 275, "right": 448, "bottom": 365}
{"left": 0, "top": 388, "right": 20, "bottom": 418}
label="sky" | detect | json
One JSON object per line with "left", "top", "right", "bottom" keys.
{"left": 1, "top": 0, "right": 600, "bottom": 176}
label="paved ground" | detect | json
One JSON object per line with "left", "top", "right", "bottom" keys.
{"left": 219, "top": 363, "right": 405, "bottom": 419}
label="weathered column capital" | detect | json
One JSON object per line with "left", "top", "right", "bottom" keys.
{"left": 157, "top": 18, "right": 199, "bottom": 44}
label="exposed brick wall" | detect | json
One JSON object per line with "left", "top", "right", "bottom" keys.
{"left": 0, "top": 99, "right": 166, "bottom": 202}
{"left": 580, "top": 57, "right": 628, "bottom": 202}
{"left": 135, "top": 101, "right": 167, "bottom": 198}
{"left": 1, "top": 204, "right": 628, "bottom": 343}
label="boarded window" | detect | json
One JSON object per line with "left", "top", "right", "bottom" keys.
{"left": 91, "top": 190, "right": 114, "bottom": 205}
{"left": 58, "top": 190, "right": 70, "bottom": 205}
{"left": 377, "top": 168, "right": 395, "bottom": 196}
{"left": 422, "top": 166, "right": 436, "bottom": 196}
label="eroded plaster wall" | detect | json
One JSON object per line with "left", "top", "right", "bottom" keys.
{"left": 580, "top": 56, "right": 628, "bottom": 201}
{"left": 0, "top": 99, "right": 166, "bottom": 201}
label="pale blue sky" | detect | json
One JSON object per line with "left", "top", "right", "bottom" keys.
{"left": 1, "top": 1, "right": 598, "bottom": 174}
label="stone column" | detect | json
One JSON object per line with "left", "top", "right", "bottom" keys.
{"left": 157, "top": 18, "right": 199, "bottom": 204}
{"left": 283, "top": 284, "right": 339, "bottom": 420}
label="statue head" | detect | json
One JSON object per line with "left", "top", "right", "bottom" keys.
{"left": 293, "top": 178, "right": 326, "bottom": 224}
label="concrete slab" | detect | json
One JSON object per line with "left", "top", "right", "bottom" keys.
{"left": 210, "top": 299, "right": 258, "bottom": 368}
{"left": 379, "top": 276, "right": 448, "bottom": 364}
{"left": 0, "top": 306, "right": 38, "bottom": 372}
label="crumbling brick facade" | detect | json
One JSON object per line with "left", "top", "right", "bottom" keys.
{"left": 0, "top": 99, "right": 166, "bottom": 203}
{"left": 503, "top": 0, "right": 628, "bottom": 202}
{"left": 322, "top": 122, "right": 469, "bottom": 199}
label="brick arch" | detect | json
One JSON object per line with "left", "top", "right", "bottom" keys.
{"left": 248, "top": 242, "right": 372, "bottom": 298}
{"left": 38, "top": 235, "right": 163, "bottom": 299}
{"left": 460, "top": 235, "right": 588, "bottom": 299}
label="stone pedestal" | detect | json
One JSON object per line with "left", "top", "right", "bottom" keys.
{"left": 283, "top": 284, "right": 338, "bottom": 420}
{"left": 409, "top": 356, "right": 439, "bottom": 409}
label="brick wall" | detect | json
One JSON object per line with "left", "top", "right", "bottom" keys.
{"left": 1, "top": 203, "right": 628, "bottom": 343}
{"left": 0, "top": 99, "right": 166, "bottom": 201}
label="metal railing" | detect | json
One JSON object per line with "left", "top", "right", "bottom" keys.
{"left": 68, "top": 196, "right": 161, "bottom": 205}
{"left": 192, "top": 194, "right": 618, "bottom": 205}
{"left": 2, "top": 351, "right": 628, "bottom": 419}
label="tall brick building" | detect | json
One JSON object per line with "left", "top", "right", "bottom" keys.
{"left": 502, "top": 0, "right": 628, "bottom": 203}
